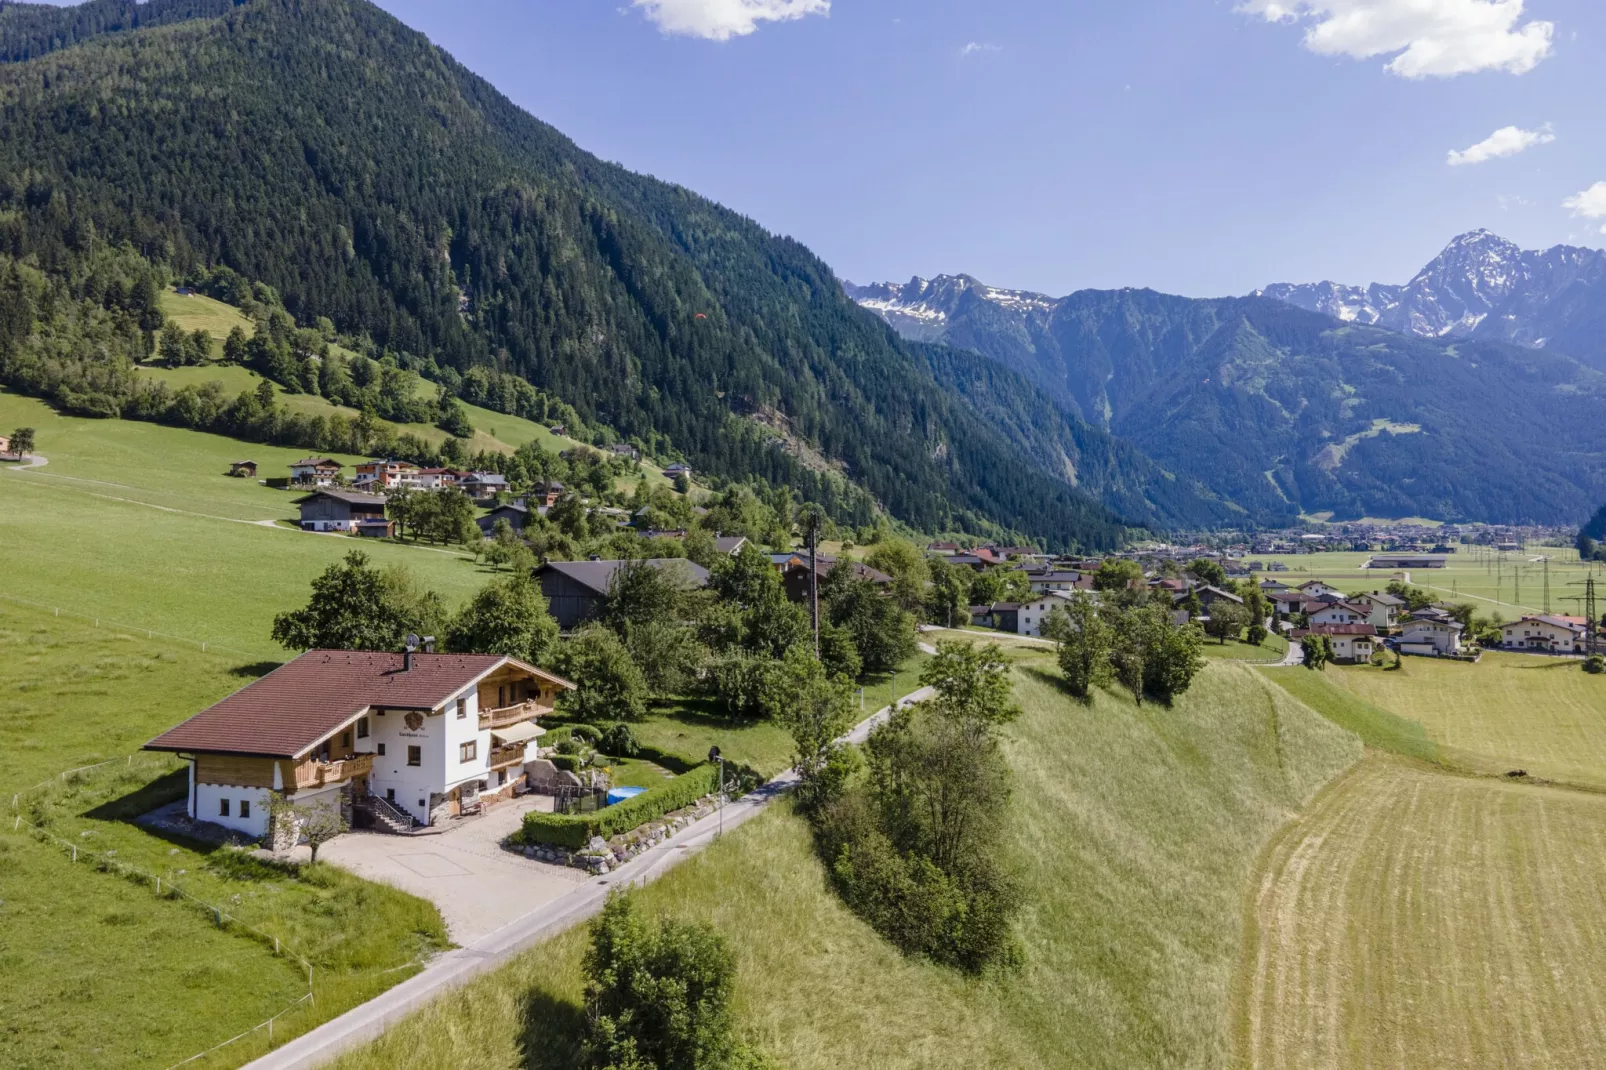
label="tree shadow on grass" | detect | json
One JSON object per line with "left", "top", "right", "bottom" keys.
{"left": 517, "top": 987, "right": 588, "bottom": 1070}
{"left": 229, "top": 660, "right": 283, "bottom": 679}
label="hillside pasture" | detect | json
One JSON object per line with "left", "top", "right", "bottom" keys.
{"left": 0, "top": 604, "right": 449, "bottom": 1070}
{"left": 1235, "top": 754, "right": 1606, "bottom": 1070}
{"left": 333, "top": 662, "right": 1360, "bottom": 1070}
{"left": 159, "top": 287, "right": 256, "bottom": 355}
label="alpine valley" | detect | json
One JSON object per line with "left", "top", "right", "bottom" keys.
{"left": 846, "top": 231, "right": 1606, "bottom": 526}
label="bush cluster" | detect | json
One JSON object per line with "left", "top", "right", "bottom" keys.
{"left": 520, "top": 765, "right": 722, "bottom": 849}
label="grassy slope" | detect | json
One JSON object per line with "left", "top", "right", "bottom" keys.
{"left": 1202, "top": 634, "right": 1289, "bottom": 663}
{"left": 0, "top": 389, "right": 493, "bottom": 658}
{"left": 0, "top": 604, "right": 448, "bottom": 1070}
{"left": 334, "top": 659, "right": 1361, "bottom": 1070}
{"left": 1234, "top": 754, "right": 1606, "bottom": 1070}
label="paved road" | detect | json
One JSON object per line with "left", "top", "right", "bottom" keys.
{"left": 245, "top": 685, "right": 937, "bottom": 1070}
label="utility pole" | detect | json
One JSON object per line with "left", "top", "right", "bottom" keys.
{"left": 800, "top": 505, "right": 824, "bottom": 658}
{"left": 1544, "top": 557, "right": 1552, "bottom": 615}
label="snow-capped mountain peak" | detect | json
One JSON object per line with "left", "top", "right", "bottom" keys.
{"left": 841, "top": 273, "right": 1058, "bottom": 343}
{"left": 1256, "top": 231, "right": 1606, "bottom": 353}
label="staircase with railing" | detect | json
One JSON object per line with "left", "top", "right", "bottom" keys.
{"left": 356, "top": 793, "right": 417, "bottom": 835}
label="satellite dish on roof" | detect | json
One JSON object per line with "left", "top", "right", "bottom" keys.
{"left": 405, "top": 633, "right": 420, "bottom": 652}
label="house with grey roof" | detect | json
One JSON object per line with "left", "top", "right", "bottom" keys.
{"left": 534, "top": 559, "right": 710, "bottom": 630}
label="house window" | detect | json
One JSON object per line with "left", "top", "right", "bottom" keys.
{"left": 240, "top": 800, "right": 251, "bottom": 819}
{"left": 456, "top": 698, "right": 467, "bottom": 720}
{"left": 386, "top": 788, "right": 396, "bottom": 802}
{"left": 407, "top": 745, "right": 422, "bottom": 767}
{"left": 219, "top": 798, "right": 231, "bottom": 817}
{"left": 357, "top": 717, "right": 369, "bottom": 739}
{"left": 342, "top": 731, "right": 352, "bottom": 750}
{"left": 377, "top": 743, "right": 386, "bottom": 756}
{"left": 460, "top": 741, "right": 477, "bottom": 763}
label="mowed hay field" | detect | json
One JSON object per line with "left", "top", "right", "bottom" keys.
{"left": 1327, "top": 654, "right": 1606, "bottom": 788}
{"left": 1234, "top": 754, "right": 1606, "bottom": 1070}
{"left": 334, "top": 660, "right": 1361, "bottom": 1070}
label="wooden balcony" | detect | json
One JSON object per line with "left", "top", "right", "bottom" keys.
{"left": 478, "top": 701, "right": 552, "bottom": 731}
{"left": 294, "top": 753, "right": 374, "bottom": 790}
{"left": 488, "top": 741, "right": 528, "bottom": 769}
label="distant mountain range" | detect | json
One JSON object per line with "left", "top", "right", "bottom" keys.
{"left": 1257, "top": 230, "right": 1606, "bottom": 371}
{"left": 844, "top": 235, "right": 1606, "bottom": 526}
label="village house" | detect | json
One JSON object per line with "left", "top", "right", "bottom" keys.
{"left": 459, "top": 473, "right": 508, "bottom": 502}
{"left": 1501, "top": 616, "right": 1590, "bottom": 654}
{"left": 1193, "top": 585, "right": 1246, "bottom": 612}
{"left": 1400, "top": 618, "right": 1465, "bottom": 657}
{"left": 713, "top": 535, "right": 750, "bottom": 557}
{"left": 143, "top": 649, "right": 575, "bottom": 837}
{"left": 1296, "top": 623, "right": 1378, "bottom": 664}
{"left": 1351, "top": 591, "right": 1407, "bottom": 630}
{"left": 663, "top": 463, "right": 692, "bottom": 480}
{"left": 412, "top": 468, "right": 464, "bottom": 490}
{"left": 529, "top": 481, "right": 565, "bottom": 508}
{"left": 1017, "top": 591, "right": 1079, "bottom": 637}
{"left": 353, "top": 459, "right": 421, "bottom": 490}
{"left": 1026, "top": 570, "right": 1093, "bottom": 595}
{"left": 1309, "top": 601, "right": 1374, "bottom": 628}
{"left": 927, "top": 541, "right": 961, "bottom": 554}
{"left": 1296, "top": 580, "right": 1343, "bottom": 599}
{"left": 228, "top": 460, "right": 258, "bottom": 478}
{"left": 289, "top": 457, "right": 344, "bottom": 487}
{"left": 535, "top": 559, "right": 710, "bottom": 630}
{"left": 294, "top": 488, "right": 389, "bottom": 534}
{"left": 608, "top": 443, "right": 641, "bottom": 461}
{"left": 772, "top": 554, "right": 892, "bottom": 604}
{"left": 0, "top": 434, "right": 9, "bottom": 456}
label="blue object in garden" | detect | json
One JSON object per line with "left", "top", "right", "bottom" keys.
{"left": 606, "top": 786, "right": 649, "bottom": 806}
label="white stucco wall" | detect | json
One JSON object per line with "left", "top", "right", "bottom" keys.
{"left": 192, "top": 779, "right": 273, "bottom": 839}
{"left": 365, "top": 683, "right": 498, "bottom": 825}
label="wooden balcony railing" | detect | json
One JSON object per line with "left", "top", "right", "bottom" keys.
{"left": 478, "top": 700, "right": 552, "bottom": 731}
{"left": 488, "top": 742, "right": 527, "bottom": 769}
{"left": 294, "top": 753, "right": 374, "bottom": 790}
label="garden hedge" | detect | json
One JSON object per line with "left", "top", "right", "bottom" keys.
{"left": 520, "top": 764, "right": 721, "bottom": 850}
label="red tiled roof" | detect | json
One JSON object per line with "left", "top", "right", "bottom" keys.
{"left": 144, "top": 651, "right": 569, "bottom": 759}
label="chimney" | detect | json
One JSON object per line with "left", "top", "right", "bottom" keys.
{"left": 404, "top": 633, "right": 420, "bottom": 671}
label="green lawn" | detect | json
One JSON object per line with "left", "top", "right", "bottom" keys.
{"left": 1202, "top": 633, "right": 1289, "bottom": 663}
{"left": 333, "top": 661, "right": 1361, "bottom": 1070}
{"left": 0, "top": 605, "right": 449, "bottom": 1070}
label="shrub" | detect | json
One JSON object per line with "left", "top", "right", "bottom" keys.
{"left": 549, "top": 753, "right": 587, "bottom": 774}
{"left": 599, "top": 723, "right": 641, "bottom": 758}
{"left": 1585, "top": 654, "right": 1606, "bottom": 675}
{"left": 705, "top": 651, "right": 777, "bottom": 720}
{"left": 571, "top": 723, "right": 603, "bottom": 744}
{"left": 521, "top": 765, "right": 721, "bottom": 849}
{"left": 583, "top": 892, "right": 763, "bottom": 1070}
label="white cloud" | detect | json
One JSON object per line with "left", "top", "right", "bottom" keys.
{"left": 1563, "top": 183, "right": 1606, "bottom": 233}
{"left": 632, "top": 0, "right": 829, "bottom": 41}
{"left": 1238, "top": 0, "right": 1555, "bottom": 78}
{"left": 1447, "top": 123, "right": 1554, "bottom": 165}
{"left": 960, "top": 42, "right": 1002, "bottom": 57}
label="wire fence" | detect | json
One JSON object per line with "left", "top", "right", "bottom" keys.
{"left": 0, "top": 590, "right": 262, "bottom": 660}
{"left": 8, "top": 754, "right": 319, "bottom": 1069}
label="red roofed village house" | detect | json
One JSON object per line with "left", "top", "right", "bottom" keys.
{"left": 144, "top": 651, "right": 574, "bottom": 840}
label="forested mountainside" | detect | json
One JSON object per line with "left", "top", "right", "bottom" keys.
{"left": 0, "top": 0, "right": 1159, "bottom": 551}
{"left": 851, "top": 276, "right": 1606, "bottom": 525}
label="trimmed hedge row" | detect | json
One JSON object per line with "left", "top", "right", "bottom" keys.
{"left": 548, "top": 754, "right": 584, "bottom": 774}
{"left": 520, "top": 764, "right": 722, "bottom": 850}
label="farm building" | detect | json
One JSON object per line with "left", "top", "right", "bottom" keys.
{"left": 535, "top": 559, "right": 710, "bottom": 630}
{"left": 1501, "top": 616, "right": 1590, "bottom": 654}
{"left": 228, "top": 461, "right": 258, "bottom": 478}
{"left": 294, "top": 488, "right": 388, "bottom": 533}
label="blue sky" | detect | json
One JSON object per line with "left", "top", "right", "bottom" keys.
{"left": 64, "top": 0, "right": 1606, "bottom": 297}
